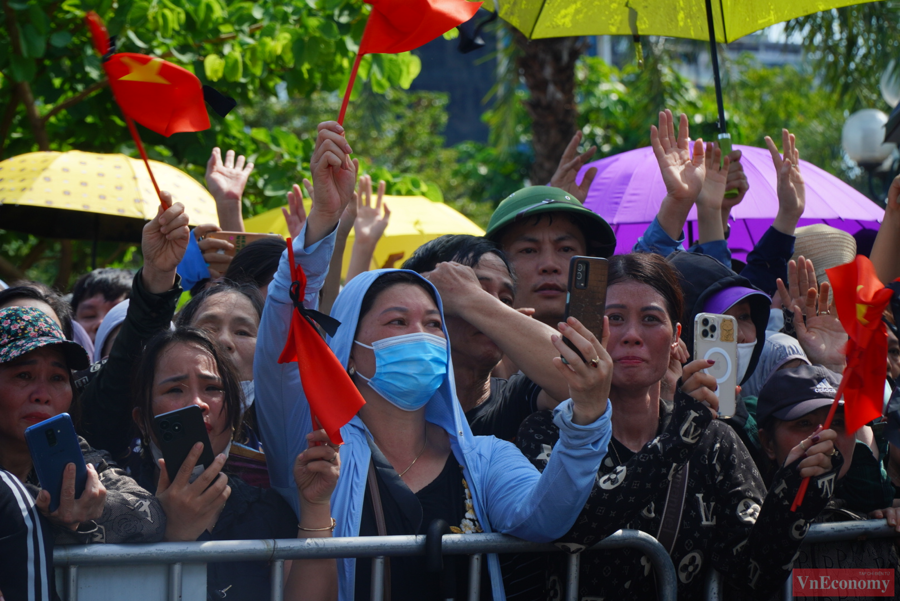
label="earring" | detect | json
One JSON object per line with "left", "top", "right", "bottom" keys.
{"left": 348, "top": 366, "right": 356, "bottom": 376}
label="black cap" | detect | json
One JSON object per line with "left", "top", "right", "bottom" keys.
{"left": 757, "top": 364, "right": 842, "bottom": 426}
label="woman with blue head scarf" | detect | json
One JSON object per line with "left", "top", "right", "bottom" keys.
{"left": 255, "top": 122, "right": 614, "bottom": 600}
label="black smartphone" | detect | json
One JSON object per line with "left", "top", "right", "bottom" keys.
{"left": 563, "top": 256, "right": 609, "bottom": 362}
{"left": 152, "top": 405, "right": 215, "bottom": 483}
{"left": 25, "top": 413, "right": 87, "bottom": 513}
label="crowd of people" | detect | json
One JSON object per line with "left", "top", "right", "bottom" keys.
{"left": 1, "top": 110, "right": 900, "bottom": 601}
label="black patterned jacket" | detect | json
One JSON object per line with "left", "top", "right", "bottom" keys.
{"left": 516, "top": 393, "right": 841, "bottom": 601}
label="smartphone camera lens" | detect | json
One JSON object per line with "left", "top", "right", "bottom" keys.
{"left": 577, "top": 263, "right": 585, "bottom": 272}
{"left": 701, "top": 318, "right": 710, "bottom": 327}
{"left": 45, "top": 429, "right": 57, "bottom": 447}
{"left": 710, "top": 325, "right": 717, "bottom": 333}
{"left": 159, "top": 420, "right": 169, "bottom": 431}
{"left": 172, "top": 422, "right": 183, "bottom": 433}
{"left": 701, "top": 328, "right": 709, "bottom": 338}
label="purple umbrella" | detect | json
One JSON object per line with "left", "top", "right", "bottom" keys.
{"left": 581, "top": 145, "right": 884, "bottom": 261}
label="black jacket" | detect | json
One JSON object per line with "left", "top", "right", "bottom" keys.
{"left": 517, "top": 392, "right": 840, "bottom": 601}
{"left": 79, "top": 268, "right": 182, "bottom": 460}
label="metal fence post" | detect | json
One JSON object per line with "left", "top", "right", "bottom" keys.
{"left": 467, "top": 554, "right": 482, "bottom": 601}
{"left": 703, "top": 568, "right": 722, "bottom": 601}
{"left": 370, "top": 556, "right": 385, "bottom": 601}
{"left": 66, "top": 565, "right": 78, "bottom": 601}
{"left": 565, "top": 552, "right": 581, "bottom": 601}
{"left": 270, "top": 559, "right": 284, "bottom": 601}
{"left": 168, "top": 563, "right": 182, "bottom": 601}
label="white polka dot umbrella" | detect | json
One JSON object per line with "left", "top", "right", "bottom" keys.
{"left": 0, "top": 150, "right": 218, "bottom": 241}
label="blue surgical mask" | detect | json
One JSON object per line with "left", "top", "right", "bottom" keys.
{"left": 354, "top": 333, "right": 448, "bottom": 411}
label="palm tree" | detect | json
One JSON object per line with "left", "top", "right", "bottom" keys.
{"left": 785, "top": 2, "right": 900, "bottom": 111}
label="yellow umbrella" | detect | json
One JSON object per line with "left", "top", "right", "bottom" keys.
{"left": 0, "top": 150, "right": 218, "bottom": 242}
{"left": 497, "top": 0, "right": 880, "bottom": 136}
{"left": 500, "top": 0, "right": 876, "bottom": 43}
{"left": 244, "top": 195, "right": 485, "bottom": 278}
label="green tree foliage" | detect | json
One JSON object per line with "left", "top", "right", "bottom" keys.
{"left": 0, "top": 0, "right": 423, "bottom": 288}
{"left": 785, "top": 2, "right": 900, "bottom": 111}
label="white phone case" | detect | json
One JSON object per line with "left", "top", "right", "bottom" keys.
{"left": 694, "top": 312, "right": 738, "bottom": 417}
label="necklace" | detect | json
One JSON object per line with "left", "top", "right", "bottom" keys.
{"left": 611, "top": 438, "right": 624, "bottom": 466}
{"left": 397, "top": 429, "right": 429, "bottom": 478}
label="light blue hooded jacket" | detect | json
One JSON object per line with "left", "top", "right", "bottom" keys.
{"left": 255, "top": 224, "right": 613, "bottom": 600}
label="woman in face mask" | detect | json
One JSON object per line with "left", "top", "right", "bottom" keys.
{"left": 666, "top": 251, "right": 771, "bottom": 465}
{"left": 255, "top": 121, "right": 614, "bottom": 601}
{"left": 131, "top": 326, "right": 340, "bottom": 601}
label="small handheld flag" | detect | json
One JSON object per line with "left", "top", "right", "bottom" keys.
{"left": 85, "top": 12, "right": 235, "bottom": 209}
{"left": 277, "top": 239, "right": 366, "bottom": 445}
{"left": 791, "top": 255, "right": 892, "bottom": 511}
{"left": 338, "top": 0, "right": 482, "bottom": 124}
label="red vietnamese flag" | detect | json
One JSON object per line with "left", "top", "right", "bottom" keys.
{"left": 359, "top": 0, "right": 482, "bottom": 54}
{"left": 86, "top": 12, "right": 210, "bottom": 137}
{"left": 277, "top": 240, "right": 365, "bottom": 445}
{"left": 827, "top": 255, "right": 893, "bottom": 433}
{"left": 104, "top": 54, "right": 210, "bottom": 136}
{"left": 339, "top": 0, "right": 482, "bottom": 123}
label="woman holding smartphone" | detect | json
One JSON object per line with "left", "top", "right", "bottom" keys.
{"left": 0, "top": 306, "right": 165, "bottom": 544}
{"left": 255, "top": 122, "right": 614, "bottom": 600}
{"left": 516, "top": 253, "right": 842, "bottom": 601}
{"left": 130, "top": 326, "right": 340, "bottom": 601}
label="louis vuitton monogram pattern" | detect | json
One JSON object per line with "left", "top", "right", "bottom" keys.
{"left": 517, "top": 393, "right": 840, "bottom": 601}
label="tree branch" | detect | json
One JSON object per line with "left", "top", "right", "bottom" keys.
{"left": 0, "top": 254, "right": 26, "bottom": 284}
{"left": 2, "top": 0, "right": 49, "bottom": 151}
{"left": 0, "top": 86, "right": 20, "bottom": 158}
{"left": 41, "top": 80, "right": 109, "bottom": 125}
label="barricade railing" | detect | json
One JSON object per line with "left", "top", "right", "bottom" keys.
{"left": 53, "top": 529, "right": 677, "bottom": 601}
{"left": 704, "top": 519, "right": 900, "bottom": 601}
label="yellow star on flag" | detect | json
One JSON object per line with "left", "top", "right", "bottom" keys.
{"left": 118, "top": 56, "right": 170, "bottom": 84}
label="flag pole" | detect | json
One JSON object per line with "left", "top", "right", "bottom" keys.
{"left": 338, "top": 53, "right": 363, "bottom": 126}
{"left": 124, "top": 116, "right": 170, "bottom": 210}
{"left": 789, "top": 364, "right": 851, "bottom": 511}
{"left": 285, "top": 237, "right": 321, "bottom": 440}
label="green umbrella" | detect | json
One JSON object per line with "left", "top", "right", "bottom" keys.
{"left": 496, "top": 0, "right": 879, "bottom": 134}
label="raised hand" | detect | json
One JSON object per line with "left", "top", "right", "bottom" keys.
{"left": 721, "top": 149, "right": 748, "bottom": 231}
{"left": 660, "top": 338, "right": 690, "bottom": 402}
{"left": 789, "top": 281, "right": 848, "bottom": 371}
{"left": 424, "top": 262, "right": 484, "bottom": 317}
{"left": 156, "top": 444, "right": 231, "bottom": 542}
{"left": 680, "top": 358, "right": 722, "bottom": 418}
{"left": 550, "top": 131, "right": 598, "bottom": 203}
{"left": 354, "top": 174, "right": 390, "bottom": 247}
{"left": 783, "top": 425, "right": 836, "bottom": 479}
{"left": 142, "top": 194, "right": 191, "bottom": 293}
{"left": 766, "top": 129, "right": 805, "bottom": 235}
{"left": 776, "top": 256, "right": 818, "bottom": 317}
{"left": 307, "top": 122, "right": 358, "bottom": 246}
{"left": 293, "top": 429, "right": 340, "bottom": 509}
{"left": 650, "top": 109, "right": 706, "bottom": 204}
{"left": 283, "top": 183, "right": 309, "bottom": 240}
{"left": 696, "top": 143, "right": 729, "bottom": 211}
{"left": 551, "top": 316, "right": 612, "bottom": 425}
{"left": 36, "top": 463, "right": 106, "bottom": 531}
{"left": 205, "top": 148, "right": 254, "bottom": 204}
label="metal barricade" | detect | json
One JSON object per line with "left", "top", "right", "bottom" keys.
{"left": 703, "top": 519, "right": 900, "bottom": 601}
{"left": 54, "top": 529, "right": 677, "bottom": 601}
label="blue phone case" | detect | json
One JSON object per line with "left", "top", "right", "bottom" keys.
{"left": 25, "top": 413, "right": 87, "bottom": 513}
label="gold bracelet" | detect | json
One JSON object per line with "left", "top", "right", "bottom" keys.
{"left": 298, "top": 517, "right": 336, "bottom": 532}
